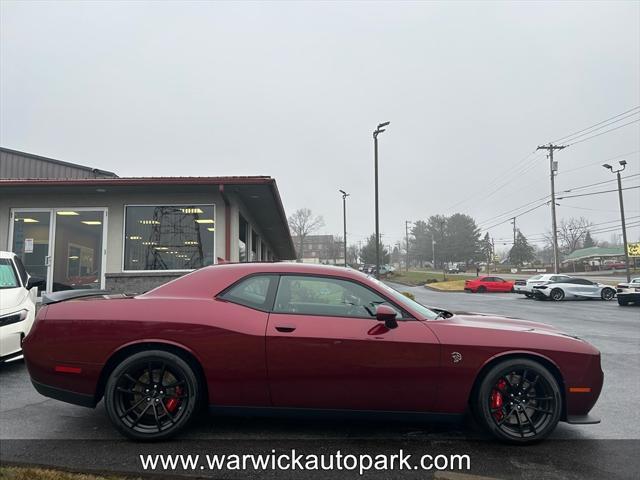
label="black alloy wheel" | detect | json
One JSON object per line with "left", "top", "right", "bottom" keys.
{"left": 601, "top": 288, "right": 615, "bottom": 301}
{"left": 476, "top": 359, "right": 561, "bottom": 444}
{"left": 550, "top": 288, "right": 565, "bottom": 301}
{"left": 105, "top": 350, "right": 200, "bottom": 441}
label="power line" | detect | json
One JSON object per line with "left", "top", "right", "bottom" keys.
{"left": 559, "top": 173, "right": 640, "bottom": 193}
{"left": 551, "top": 106, "right": 640, "bottom": 143}
{"left": 560, "top": 150, "right": 640, "bottom": 175}
{"left": 566, "top": 119, "right": 640, "bottom": 147}
{"left": 481, "top": 202, "right": 549, "bottom": 232}
{"left": 557, "top": 184, "right": 640, "bottom": 200}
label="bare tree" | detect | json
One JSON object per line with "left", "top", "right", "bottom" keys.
{"left": 557, "top": 217, "right": 593, "bottom": 254}
{"left": 288, "top": 208, "right": 324, "bottom": 261}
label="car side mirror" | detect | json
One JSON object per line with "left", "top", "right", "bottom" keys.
{"left": 26, "top": 276, "right": 45, "bottom": 290}
{"left": 376, "top": 304, "right": 398, "bottom": 329}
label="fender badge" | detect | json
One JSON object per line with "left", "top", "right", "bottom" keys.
{"left": 451, "top": 352, "right": 462, "bottom": 364}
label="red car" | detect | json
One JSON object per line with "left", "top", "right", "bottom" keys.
{"left": 465, "top": 276, "right": 515, "bottom": 293}
{"left": 23, "top": 263, "right": 602, "bottom": 443}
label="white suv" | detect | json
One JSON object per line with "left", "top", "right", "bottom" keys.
{"left": 515, "top": 274, "right": 573, "bottom": 298}
{"left": 0, "top": 251, "right": 39, "bottom": 363}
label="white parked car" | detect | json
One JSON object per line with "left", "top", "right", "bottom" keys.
{"left": 0, "top": 251, "right": 38, "bottom": 363}
{"left": 616, "top": 277, "right": 640, "bottom": 306}
{"left": 514, "top": 274, "right": 573, "bottom": 298}
{"left": 532, "top": 277, "right": 616, "bottom": 302}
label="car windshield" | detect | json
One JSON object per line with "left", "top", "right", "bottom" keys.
{"left": 529, "top": 275, "right": 543, "bottom": 281}
{"left": 0, "top": 258, "right": 20, "bottom": 289}
{"left": 367, "top": 276, "right": 439, "bottom": 320}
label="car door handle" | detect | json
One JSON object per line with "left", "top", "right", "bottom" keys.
{"left": 275, "top": 325, "right": 296, "bottom": 333}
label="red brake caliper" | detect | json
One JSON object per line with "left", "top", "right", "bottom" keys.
{"left": 491, "top": 379, "right": 506, "bottom": 420}
{"left": 165, "top": 386, "right": 183, "bottom": 413}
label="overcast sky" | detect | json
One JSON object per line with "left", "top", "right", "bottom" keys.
{"left": 2, "top": 0, "right": 639, "bottom": 251}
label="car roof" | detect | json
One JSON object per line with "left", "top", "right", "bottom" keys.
{"left": 0, "top": 251, "right": 16, "bottom": 260}
{"left": 206, "top": 261, "right": 370, "bottom": 279}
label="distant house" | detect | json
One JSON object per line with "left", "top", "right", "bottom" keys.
{"left": 291, "top": 234, "right": 344, "bottom": 264}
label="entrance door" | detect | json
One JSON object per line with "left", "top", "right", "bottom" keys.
{"left": 10, "top": 208, "right": 107, "bottom": 293}
{"left": 10, "top": 210, "right": 53, "bottom": 293}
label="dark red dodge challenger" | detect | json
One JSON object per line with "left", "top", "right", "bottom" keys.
{"left": 23, "top": 263, "right": 603, "bottom": 443}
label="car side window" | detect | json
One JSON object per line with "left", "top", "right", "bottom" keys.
{"left": 484, "top": 277, "right": 495, "bottom": 282}
{"left": 273, "top": 275, "right": 401, "bottom": 319}
{"left": 0, "top": 259, "right": 20, "bottom": 289}
{"left": 219, "top": 275, "right": 277, "bottom": 311}
{"left": 551, "top": 276, "right": 566, "bottom": 282}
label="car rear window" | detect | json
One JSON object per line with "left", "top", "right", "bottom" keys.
{"left": 219, "top": 275, "right": 277, "bottom": 310}
{"left": 0, "top": 259, "right": 20, "bottom": 289}
{"left": 529, "top": 275, "right": 542, "bottom": 281}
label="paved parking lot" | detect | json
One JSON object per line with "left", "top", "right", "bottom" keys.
{"left": 1, "top": 287, "right": 639, "bottom": 479}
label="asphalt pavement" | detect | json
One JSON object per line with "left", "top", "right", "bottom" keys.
{"left": 1, "top": 287, "right": 639, "bottom": 479}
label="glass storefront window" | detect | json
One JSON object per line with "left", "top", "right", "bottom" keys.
{"left": 239, "top": 215, "right": 248, "bottom": 262}
{"left": 124, "top": 205, "right": 215, "bottom": 271}
{"left": 251, "top": 230, "right": 258, "bottom": 261}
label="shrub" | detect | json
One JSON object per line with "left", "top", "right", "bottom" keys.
{"left": 424, "top": 278, "right": 439, "bottom": 284}
{"left": 401, "top": 291, "right": 415, "bottom": 300}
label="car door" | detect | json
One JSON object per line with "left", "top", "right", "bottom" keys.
{"left": 493, "top": 277, "right": 509, "bottom": 292}
{"left": 265, "top": 274, "right": 440, "bottom": 412}
{"left": 483, "top": 277, "right": 497, "bottom": 292}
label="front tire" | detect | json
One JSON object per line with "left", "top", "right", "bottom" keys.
{"left": 104, "top": 350, "right": 200, "bottom": 441}
{"left": 550, "top": 288, "right": 565, "bottom": 301}
{"left": 474, "top": 358, "right": 562, "bottom": 444}
{"left": 524, "top": 293, "right": 533, "bottom": 299}
{"left": 617, "top": 296, "right": 628, "bottom": 306}
{"left": 601, "top": 288, "right": 615, "bottom": 301}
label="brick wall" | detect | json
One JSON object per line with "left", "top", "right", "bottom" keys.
{"left": 105, "top": 272, "right": 186, "bottom": 294}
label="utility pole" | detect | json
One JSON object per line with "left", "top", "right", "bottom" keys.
{"left": 373, "top": 121, "right": 390, "bottom": 279}
{"left": 603, "top": 160, "right": 631, "bottom": 282}
{"left": 432, "top": 238, "right": 436, "bottom": 271}
{"left": 537, "top": 143, "right": 566, "bottom": 273}
{"left": 339, "top": 190, "right": 349, "bottom": 267}
{"left": 405, "top": 220, "right": 412, "bottom": 272}
{"left": 511, "top": 217, "right": 517, "bottom": 246}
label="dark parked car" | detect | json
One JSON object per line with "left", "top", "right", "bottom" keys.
{"left": 24, "top": 263, "right": 602, "bottom": 443}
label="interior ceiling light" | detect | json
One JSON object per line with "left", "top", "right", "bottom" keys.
{"left": 129, "top": 236, "right": 142, "bottom": 240}
{"left": 184, "top": 241, "right": 199, "bottom": 245}
{"left": 207, "top": 227, "right": 215, "bottom": 232}
{"left": 56, "top": 211, "right": 79, "bottom": 216}
{"left": 18, "top": 218, "right": 40, "bottom": 223}
{"left": 154, "top": 246, "right": 169, "bottom": 250}
{"left": 195, "top": 219, "right": 214, "bottom": 224}
{"left": 81, "top": 221, "right": 102, "bottom": 225}
{"left": 68, "top": 256, "right": 79, "bottom": 260}
{"left": 181, "top": 208, "right": 204, "bottom": 214}
{"left": 139, "top": 220, "right": 161, "bottom": 225}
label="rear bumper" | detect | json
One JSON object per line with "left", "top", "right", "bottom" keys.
{"left": 31, "top": 379, "right": 96, "bottom": 408}
{"left": 618, "top": 292, "right": 640, "bottom": 302}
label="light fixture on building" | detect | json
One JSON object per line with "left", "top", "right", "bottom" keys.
{"left": 81, "top": 221, "right": 102, "bottom": 225}
{"left": 195, "top": 219, "right": 214, "bottom": 224}
{"left": 180, "top": 208, "right": 204, "bottom": 214}
{"left": 56, "top": 211, "right": 79, "bottom": 216}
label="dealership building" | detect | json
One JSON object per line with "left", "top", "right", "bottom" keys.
{"left": 0, "top": 147, "right": 296, "bottom": 293}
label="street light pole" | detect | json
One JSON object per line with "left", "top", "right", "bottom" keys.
{"left": 432, "top": 238, "right": 436, "bottom": 270}
{"left": 603, "top": 161, "right": 630, "bottom": 282}
{"left": 339, "top": 190, "right": 349, "bottom": 267}
{"left": 373, "top": 121, "right": 390, "bottom": 279}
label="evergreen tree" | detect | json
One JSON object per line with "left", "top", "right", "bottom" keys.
{"left": 508, "top": 230, "right": 536, "bottom": 266}
{"left": 360, "top": 234, "right": 390, "bottom": 265}
{"left": 583, "top": 231, "right": 596, "bottom": 248}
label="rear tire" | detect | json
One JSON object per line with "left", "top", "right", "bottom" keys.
{"left": 474, "top": 358, "right": 562, "bottom": 444}
{"left": 104, "top": 350, "right": 200, "bottom": 441}
{"left": 550, "top": 288, "right": 564, "bottom": 301}
{"left": 478, "top": 286, "right": 487, "bottom": 293}
{"left": 601, "top": 288, "right": 615, "bottom": 301}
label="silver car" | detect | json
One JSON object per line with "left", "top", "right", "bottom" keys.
{"left": 515, "top": 274, "right": 573, "bottom": 298}
{"left": 532, "top": 277, "right": 616, "bottom": 301}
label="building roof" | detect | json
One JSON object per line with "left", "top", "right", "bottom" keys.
{"left": 0, "top": 176, "right": 296, "bottom": 260}
{"left": 0, "top": 147, "right": 118, "bottom": 178}
{"left": 562, "top": 246, "right": 625, "bottom": 262}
